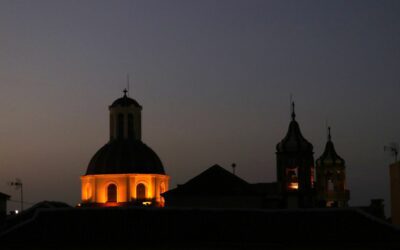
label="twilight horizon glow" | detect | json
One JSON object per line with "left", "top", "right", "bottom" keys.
{"left": 0, "top": 0, "right": 399, "bottom": 214}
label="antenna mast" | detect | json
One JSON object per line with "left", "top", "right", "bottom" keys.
{"left": 385, "top": 142, "right": 399, "bottom": 163}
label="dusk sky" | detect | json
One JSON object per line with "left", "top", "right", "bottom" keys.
{"left": 0, "top": 0, "right": 399, "bottom": 213}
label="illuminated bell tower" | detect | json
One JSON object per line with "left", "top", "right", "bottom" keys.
{"left": 81, "top": 90, "right": 169, "bottom": 207}
{"left": 316, "top": 127, "right": 349, "bottom": 207}
{"left": 276, "top": 103, "right": 315, "bottom": 208}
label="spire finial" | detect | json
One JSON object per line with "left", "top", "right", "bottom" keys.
{"left": 123, "top": 88, "right": 128, "bottom": 97}
{"left": 291, "top": 101, "right": 296, "bottom": 120}
{"left": 328, "top": 126, "right": 332, "bottom": 141}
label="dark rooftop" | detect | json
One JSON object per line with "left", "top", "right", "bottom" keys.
{"left": 0, "top": 207, "right": 399, "bottom": 249}
{"left": 163, "top": 165, "right": 254, "bottom": 196}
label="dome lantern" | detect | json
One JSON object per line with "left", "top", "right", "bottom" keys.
{"left": 109, "top": 89, "right": 142, "bottom": 141}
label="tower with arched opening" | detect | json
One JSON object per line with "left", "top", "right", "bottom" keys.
{"left": 316, "top": 127, "right": 349, "bottom": 207}
{"left": 276, "top": 103, "right": 315, "bottom": 208}
{"left": 81, "top": 90, "right": 169, "bottom": 207}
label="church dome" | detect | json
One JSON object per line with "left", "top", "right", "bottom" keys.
{"left": 110, "top": 90, "right": 142, "bottom": 109}
{"left": 276, "top": 106, "right": 313, "bottom": 153}
{"left": 86, "top": 140, "right": 165, "bottom": 175}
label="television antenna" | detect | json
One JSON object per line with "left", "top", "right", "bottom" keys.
{"left": 384, "top": 142, "right": 399, "bottom": 163}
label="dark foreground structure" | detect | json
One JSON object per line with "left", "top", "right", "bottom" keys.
{"left": 0, "top": 207, "right": 399, "bottom": 249}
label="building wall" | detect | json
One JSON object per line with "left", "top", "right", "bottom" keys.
{"left": 390, "top": 162, "right": 400, "bottom": 225}
{"left": 165, "top": 195, "right": 265, "bottom": 209}
{"left": 0, "top": 199, "right": 7, "bottom": 218}
{"left": 81, "top": 174, "right": 169, "bottom": 206}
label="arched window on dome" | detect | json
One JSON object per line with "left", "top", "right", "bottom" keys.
{"left": 136, "top": 183, "right": 146, "bottom": 200}
{"left": 117, "top": 114, "right": 124, "bottom": 139}
{"left": 107, "top": 184, "right": 117, "bottom": 202}
{"left": 128, "top": 114, "right": 134, "bottom": 139}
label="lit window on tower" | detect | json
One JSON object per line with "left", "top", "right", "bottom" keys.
{"left": 286, "top": 168, "right": 299, "bottom": 190}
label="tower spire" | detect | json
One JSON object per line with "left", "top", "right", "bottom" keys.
{"left": 291, "top": 102, "right": 296, "bottom": 120}
{"left": 328, "top": 126, "right": 332, "bottom": 141}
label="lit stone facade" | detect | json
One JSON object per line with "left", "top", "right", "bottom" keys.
{"left": 81, "top": 90, "right": 169, "bottom": 207}
{"left": 81, "top": 174, "right": 168, "bottom": 206}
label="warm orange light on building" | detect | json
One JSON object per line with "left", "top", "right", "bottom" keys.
{"left": 288, "top": 182, "right": 299, "bottom": 190}
{"left": 81, "top": 173, "right": 169, "bottom": 207}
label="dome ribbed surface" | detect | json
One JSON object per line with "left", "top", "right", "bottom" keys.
{"left": 86, "top": 140, "right": 165, "bottom": 175}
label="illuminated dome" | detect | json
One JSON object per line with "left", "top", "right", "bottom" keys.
{"left": 86, "top": 140, "right": 165, "bottom": 175}
{"left": 81, "top": 90, "right": 169, "bottom": 207}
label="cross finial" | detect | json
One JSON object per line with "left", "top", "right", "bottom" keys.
{"left": 291, "top": 102, "right": 296, "bottom": 120}
{"left": 123, "top": 88, "right": 128, "bottom": 97}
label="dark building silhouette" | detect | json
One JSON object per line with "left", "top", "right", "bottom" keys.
{"left": 0, "top": 206, "right": 399, "bottom": 249}
{"left": 0, "top": 193, "right": 10, "bottom": 220}
{"left": 164, "top": 103, "right": 380, "bottom": 215}
{"left": 316, "top": 127, "right": 350, "bottom": 207}
{"left": 390, "top": 161, "right": 400, "bottom": 225}
{"left": 0, "top": 201, "right": 70, "bottom": 233}
{"left": 276, "top": 103, "right": 315, "bottom": 208}
{"left": 163, "top": 164, "right": 280, "bottom": 208}
{"left": 0, "top": 96, "right": 396, "bottom": 249}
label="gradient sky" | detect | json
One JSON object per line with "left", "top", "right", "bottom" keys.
{"left": 0, "top": 0, "right": 399, "bottom": 213}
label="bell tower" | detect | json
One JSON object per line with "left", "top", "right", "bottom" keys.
{"left": 316, "top": 127, "right": 350, "bottom": 207}
{"left": 276, "top": 103, "right": 315, "bottom": 208}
